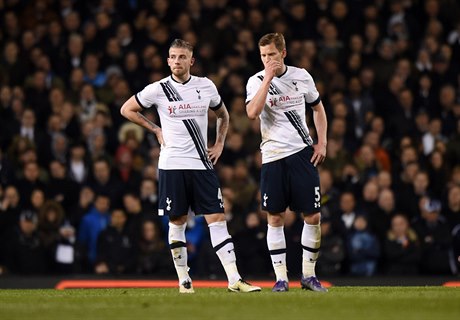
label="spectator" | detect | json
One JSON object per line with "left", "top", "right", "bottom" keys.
{"left": 68, "top": 186, "right": 94, "bottom": 230}
{"left": 359, "top": 180, "right": 380, "bottom": 218}
{"left": 362, "top": 130, "right": 392, "bottom": 172}
{"left": 344, "top": 77, "right": 375, "bottom": 141}
{"left": 77, "top": 192, "right": 111, "bottom": 270}
{"left": 399, "top": 170, "right": 431, "bottom": 219}
{"left": 29, "top": 188, "right": 46, "bottom": 213}
{"left": 412, "top": 197, "right": 453, "bottom": 274}
{"left": 12, "top": 108, "right": 47, "bottom": 159}
{"left": 114, "top": 144, "right": 142, "bottom": 193}
{"left": 0, "top": 148, "right": 14, "bottom": 186}
{"left": 4, "top": 210, "right": 46, "bottom": 274}
{"left": 333, "top": 191, "right": 359, "bottom": 239}
{"left": 60, "top": 101, "right": 81, "bottom": 141}
{"left": 14, "top": 161, "right": 47, "bottom": 209}
{"left": 443, "top": 185, "right": 460, "bottom": 230}
{"left": 37, "top": 200, "right": 65, "bottom": 272}
{"left": 2, "top": 41, "right": 28, "bottom": 87}
{"left": 422, "top": 118, "right": 447, "bottom": 156}
{"left": 87, "top": 157, "right": 123, "bottom": 207}
{"left": 95, "top": 208, "right": 135, "bottom": 274}
{"left": 426, "top": 149, "right": 449, "bottom": 199}
{"left": 47, "top": 160, "right": 80, "bottom": 211}
{"left": 136, "top": 219, "right": 173, "bottom": 275}
{"left": 384, "top": 213, "right": 421, "bottom": 275}
{"left": 234, "top": 212, "right": 270, "bottom": 277}
{"left": 83, "top": 53, "right": 107, "bottom": 88}
{"left": 319, "top": 168, "right": 340, "bottom": 219}
{"left": 347, "top": 215, "right": 380, "bottom": 276}
{"left": 0, "top": 185, "right": 22, "bottom": 237}
{"left": 123, "top": 192, "right": 152, "bottom": 241}
{"left": 139, "top": 178, "right": 158, "bottom": 214}
{"left": 316, "top": 216, "right": 345, "bottom": 276}
{"left": 370, "top": 188, "right": 397, "bottom": 247}
{"left": 78, "top": 83, "right": 107, "bottom": 123}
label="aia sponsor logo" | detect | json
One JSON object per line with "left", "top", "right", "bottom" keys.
{"left": 167, "top": 103, "right": 207, "bottom": 117}
{"left": 269, "top": 96, "right": 291, "bottom": 107}
{"left": 168, "top": 106, "right": 176, "bottom": 115}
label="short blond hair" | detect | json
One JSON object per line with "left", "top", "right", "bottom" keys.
{"left": 258, "top": 33, "right": 286, "bottom": 52}
{"left": 170, "top": 39, "right": 194, "bottom": 53}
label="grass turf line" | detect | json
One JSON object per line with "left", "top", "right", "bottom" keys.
{"left": 0, "top": 287, "right": 459, "bottom": 320}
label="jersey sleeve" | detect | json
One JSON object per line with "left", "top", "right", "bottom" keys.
{"left": 207, "top": 79, "right": 223, "bottom": 110}
{"left": 245, "top": 75, "right": 259, "bottom": 103}
{"left": 135, "top": 82, "right": 160, "bottom": 109}
{"left": 304, "top": 71, "right": 321, "bottom": 107}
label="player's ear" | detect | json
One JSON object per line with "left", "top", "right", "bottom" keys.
{"left": 190, "top": 57, "right": 195, "bottom": 66}
{"left": 282, "top": 49, "right": 287, "bottom": 59}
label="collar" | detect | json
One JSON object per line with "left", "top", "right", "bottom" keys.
{"left": 170, "top": 75, "right": 192, "bottom": 85}
{"left": 277, "top": 66, "right": 288, "bottom": 78}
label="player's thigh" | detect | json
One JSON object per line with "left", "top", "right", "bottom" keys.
{"left": 158, "top": 169, "right": 189, "bottom": 217}
{"left": 191, "top": 169, "right": 224, "bottom": 215}
{"left": 288, "top": 148, "right": 321, "bottom": 214}
{"left": 260, "top": 159, "right": 287, "bottom": 213}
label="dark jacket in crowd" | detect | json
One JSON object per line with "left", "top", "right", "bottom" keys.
{"left": 412, "top": 216, "right": 453, "bottom": 274}
{"left": 96, "top": 226, "right": 136, "bottom": 274}
{"left": 384, "top": 229, "right": 421, "bottom": 275}
{"left": 4, "top": 227, "right": 46, "bottom": 274}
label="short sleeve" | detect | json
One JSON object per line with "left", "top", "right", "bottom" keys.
{"left": 245, "top": 75, "right": 260, "bottom": 103}
{"left": 135, "top": 82, "right": 160, "bottom": 109}
{"left": 304, "top": 71, "right": 321, "bottom": 107}
{"left": 207, "top": 78, "right": 222, "bottom": 109}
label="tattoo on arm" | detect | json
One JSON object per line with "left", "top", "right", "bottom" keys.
{"left": 137, "top": 111, "right": 160, "bottom": 130}
{"left": 214, "top": 106, "right": 229, "bottom": 144}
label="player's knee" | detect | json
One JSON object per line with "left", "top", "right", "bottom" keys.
{"left": 205, "top": 213, "right": 226, "bottom": 225}
{"left": 267, "top": 212, "right": 284, "bottom": 226}
{"left": 303, "top": 212, "right": 321, "bottom": 225}
{"left": 170, "top": 215, "right": 188, "bottom": 225}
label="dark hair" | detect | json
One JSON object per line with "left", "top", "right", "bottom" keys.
{"left": 258, "top": 33, "right": 286, "bottom": 52}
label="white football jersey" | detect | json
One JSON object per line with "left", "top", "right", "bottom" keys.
{"left": 136, "top": 75, "right": 222, "bottom": 170}
{"left": 246, "top": 66, "right": 320, "bottom": 164}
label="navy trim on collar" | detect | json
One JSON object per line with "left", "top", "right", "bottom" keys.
{"left": 170, "top": 75, "right": 192, "bottom": 85}
{"left": 277, "top": 66, "right": 288, "bottom": 78}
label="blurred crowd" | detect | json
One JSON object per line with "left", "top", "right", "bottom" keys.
{"left": 0, "top": 0, "right": 460, "bottom": 278}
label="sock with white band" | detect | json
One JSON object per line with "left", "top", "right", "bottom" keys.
{"left": 168, "top": 222, "right": 189, "bottom": 284}
{"left": 209, "top": 221, "right": 241, "bottom": 285}
{"left": 267, "top": 224, "right": 288, "bottom": 282}
{"left": 301, "top": 222, "right": 321, "bottom": 277}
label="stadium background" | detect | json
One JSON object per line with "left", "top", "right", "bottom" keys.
{"left": 0, "top": 0, "right": 459, "bottom": 285}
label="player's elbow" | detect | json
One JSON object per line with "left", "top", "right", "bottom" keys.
{"left": 247, "top": 114, "right": 257, "bottom": 120}
{"left": 246, "top": 108, "right": 258, "bottom": 120}
{"left": 120, "top": 103, "right": 129, "bottom": 119}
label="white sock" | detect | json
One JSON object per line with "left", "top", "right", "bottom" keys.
{"left": 301, "top": 222, "right": 321, "bottom": 277}
{"left": 267, "top": 224, "right": 288, "bottom": 282}
{"left": 208, "top": 221, "right": 241, "bottom": 285}
{"left": 168, "top": 222, "right": 189, "bottom": 284}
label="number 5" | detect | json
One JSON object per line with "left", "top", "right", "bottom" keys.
{"left": 314, "top": 186, "right": 320, "bottom": 202}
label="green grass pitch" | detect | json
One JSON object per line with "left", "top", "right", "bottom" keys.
{"left": 0, "top": 287, "right": 459, "bottom": 320}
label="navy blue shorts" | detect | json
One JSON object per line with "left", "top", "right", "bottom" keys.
{"left": 158, "top": 169, "right": 224, "bottom": 218}
{"left": 260, "top": 147, "right": 321, "bottom": 214}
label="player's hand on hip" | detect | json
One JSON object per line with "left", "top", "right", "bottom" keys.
{"left": 153, "top": 128, "right": 164, "bottom": 146}
{"left": 208, "top": 142, "right": 224, "bottom": 165}
{"left": 311, "top": 143, "right": 327, "bottom": 167}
